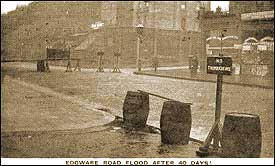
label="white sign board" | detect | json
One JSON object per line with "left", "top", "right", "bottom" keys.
{"left": 241, "top": 11, "right": 274, "bottom": 21}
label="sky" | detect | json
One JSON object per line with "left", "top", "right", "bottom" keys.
{"left": 1, "top": 1, "right": 33, "bottom": 14}
{"left": 211, "top": 1, "right": 229, "bottom": 11}
{"left": 1, "top": 1, "right": 229, "bottom": 14}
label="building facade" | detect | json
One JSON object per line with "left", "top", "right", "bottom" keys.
{"left": 85, "top": 1, "right": 211, "bottom": 67}
{"left": 201, "top": 1, "right": 274, "bottom": 77}
{"left": 101, "top": 1, "right": 210, "bottom": 31}
{"left": 229, "top": 1, "right": 274, "bottom": 14}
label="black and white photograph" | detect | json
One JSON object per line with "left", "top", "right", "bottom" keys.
{"left": 1, "top": 1, "right": 274, "bottom": 165}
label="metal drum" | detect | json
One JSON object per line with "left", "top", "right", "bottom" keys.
{"left": 160, "top": 101, "right": 192, "bottom": 145}
{"left": 123, "top": 91, "right": 149, "bottom": 128}
{"left": 221, "top": 112, "right": 262, "bottom": 158}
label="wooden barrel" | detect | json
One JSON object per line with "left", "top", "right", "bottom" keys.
{"left": 37, "top": 60, "right": 46, "bottom": 72}
{"left": 221, "top": 112, "right": 262, "bottom": 158}
{"left": 123, "top": 91, "right": 149, "bottom": 128}
{"left": 160, "top": 101, "right": 192, "bottom": 145}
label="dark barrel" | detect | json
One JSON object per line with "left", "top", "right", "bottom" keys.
{"left": 221, "top": 112, "right": 262, "bottom": 158}
{"left": 37, "top": 60, "right": 46, "bottom": 72}
{"left": 123, "top": 91, "right": 149, "bottom": 128}
{"left": 160, "top": 101, "right": 192, "bottom": 145}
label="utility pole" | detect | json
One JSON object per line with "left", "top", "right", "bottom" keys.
{"left": 64, "top": 10, "right": 72, "bottom": 72}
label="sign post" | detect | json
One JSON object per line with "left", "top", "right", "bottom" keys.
{"left": 213, "top": 72, "right": 223, "bottom": 151}
{"left": 196, "top": 55, "right": 232, "bottom": 156}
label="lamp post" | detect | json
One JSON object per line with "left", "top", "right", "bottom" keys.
{"left": 136, "top": 24, "right": 144, "bottom": 72}
{"left": 188, "top": 31, "right": 192, "bottom": 57}
{"left": 64, "top": 10, "right": 72, "bottom": 72}
{"left": 153, "top": 1, "right": 158, "bottom": 72}
{"left": 197, "top": 4, "right": 206, "bottom": 72}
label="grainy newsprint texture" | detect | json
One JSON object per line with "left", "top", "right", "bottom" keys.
{"left": 1, "top": 1, "right": 274, "bottom": 164}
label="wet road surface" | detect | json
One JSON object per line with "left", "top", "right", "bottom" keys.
{"left": 1, "top": 63, "right": 274, "bottom": 157}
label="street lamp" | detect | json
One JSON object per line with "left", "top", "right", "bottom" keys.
{"left": 220, "top": 29, "right": 227, "bottom": 54}
{"left": 197, "top": 5, "right": 206, "bottom": 72}
{"left": 136, "top": 24, "right": 144, "bottom": 72}
{"left": 188, "top": 31, "right": 192, "bottom": 57}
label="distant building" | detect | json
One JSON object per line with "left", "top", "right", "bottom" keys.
{"left": 229, "top": 1, "right": 274, "bottom": 14}
{"left": 2, "top": 1, "right": 102, "bottom": 60}
{"left": 85, "top": 1, "right": 211, "bottom": 67}
{"left": 101, "top": 1, "right": 210, "bottom": 32}
{"left": 201, "top": 1, "right": 274, "bottom": 77}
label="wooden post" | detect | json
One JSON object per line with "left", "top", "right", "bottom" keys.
{"left": 137, "top": 90, "right": 192, "bottom": 105}
{"left": 212, "top": 32, "right": 225, "bottom": 150}
{"left": 213, "top": 73, "right": 223, "bottom": 151}
{"left": 196, "top": 73, "right": 223, "bottom": 157}
{"left": 196, "top": 31, "right": 228, "bottom": 157}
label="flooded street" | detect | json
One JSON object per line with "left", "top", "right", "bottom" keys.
{"left": 2, "top": 63, "right": 274, "bottom": 157}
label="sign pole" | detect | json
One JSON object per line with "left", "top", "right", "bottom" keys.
{"left": 213, "top": 35, "right": 223, "bottom": 151}
{"left": 196, "top": 30, "right": 230, "bottom": 157}
{"left": 213, "top": 73, "right": 223, "bottom": 151}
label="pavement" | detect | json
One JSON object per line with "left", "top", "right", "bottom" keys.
{"left": 1, "top": 75, "right": 115, "bottom": 132}
{"left": 134, "top": 68, "right": 274, "bottom": 90}
{"left": 1, "top": 74, "right": 209, "bottom": 158}
{"left": 1, "top": 62, "right": 274, "bottom": 158}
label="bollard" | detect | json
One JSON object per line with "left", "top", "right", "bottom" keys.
{"left": 122, "top": 91, "right": 149, "bottom": 128}
{"left": 37, "top": 60, "right": 46, "bottom": 72}
{"left": 221, "top": 112, "right": 262, "bottom": 158}
{"left": 160, "top": 101, "right": 192, "bottom": 145}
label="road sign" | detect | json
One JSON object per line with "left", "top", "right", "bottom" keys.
{"left": 207, "top": 56, "right": 232, "bottom": 75}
